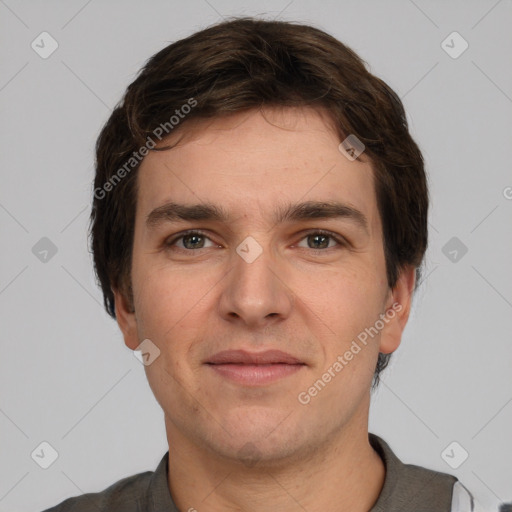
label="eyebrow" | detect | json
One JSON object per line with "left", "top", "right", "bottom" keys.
{"left": 146, "top": 200, "right": 369, "bottom": 234}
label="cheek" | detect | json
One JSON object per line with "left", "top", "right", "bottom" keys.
{"left": 324, "top": 260, "right": 383, "bottom": 306}
{"left": 134, "top": 266, "right": 205, "bottom": 403}
{"left": 131, "top": 258, "right": 218, "bottom": 366}
{"left": 306, "top": 266, "right": 386, "bottom": 352}
{"left": 305, "top": 272, "right": 383, "bottom": 403}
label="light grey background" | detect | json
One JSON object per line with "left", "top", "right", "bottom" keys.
{"left": 1, "top": 1, "right": 511, "bottom": 511}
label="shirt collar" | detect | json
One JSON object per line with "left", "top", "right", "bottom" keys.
{"left": 147, "top": 434, "right": 430, "bottom": 511}
{"left": 146, "top": 451, "right": 179, "bottom": 512}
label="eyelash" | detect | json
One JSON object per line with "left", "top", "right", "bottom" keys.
{"left": 164, "top": 229, "right": 347, "bottom": 253}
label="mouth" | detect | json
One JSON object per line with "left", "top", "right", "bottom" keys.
{"left": 205, "top": 349, "right": 306, "bottom": 386}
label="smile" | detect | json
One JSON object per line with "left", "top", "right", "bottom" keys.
{"left": 206, "top": 362, "right": 305, "bottom": 385}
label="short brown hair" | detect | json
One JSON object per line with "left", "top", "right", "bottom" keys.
{"left": 90, "top": 17, "right": 428, "bottom": 388}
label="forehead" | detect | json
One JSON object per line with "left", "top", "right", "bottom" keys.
{"left": 136, "top": 107, "right": 380, "bottom": 232}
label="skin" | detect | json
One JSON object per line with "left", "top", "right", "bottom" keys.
{"left": 114, "top": 107, "right": 416, "bottom": 512}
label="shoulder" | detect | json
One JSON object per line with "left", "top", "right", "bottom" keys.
{"left": 370, "top": 433, "right": 457, "bottom": 489}
{"left": 40, "top": 456, "right": 166, "bottom": 512}
{"left": 369, "top": 433, "right": 475, "bottom": 512}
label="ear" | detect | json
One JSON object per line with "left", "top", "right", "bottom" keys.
{"left": 113, "top": 286, "right": 140, "bottom": 351}
{"left": 378, "top": 265, "right": 416, "bottom": 354}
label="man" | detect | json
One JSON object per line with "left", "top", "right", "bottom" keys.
{"left": 44, "top": 16, "right": 475, "bottom": 512}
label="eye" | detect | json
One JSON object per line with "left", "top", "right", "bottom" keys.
{"left": 164, "top": 229, "right": 346, "bottom": 253}
{"left": 165, "top": 230, "right": 217, "bottom": 250}
{"left": 296, "top": 230, "right": 345, "bottom": 250}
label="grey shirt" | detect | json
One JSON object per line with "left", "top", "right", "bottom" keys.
{"left": 41, "top": 433, "right": 468, "bottom": 512}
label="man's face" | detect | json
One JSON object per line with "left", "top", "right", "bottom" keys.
{"left": 115, "top": 107, "right": 412, "bottom": 464}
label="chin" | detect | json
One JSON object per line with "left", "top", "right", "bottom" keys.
{"left": 198, "top": 409, "right": 313, "bottom": 466}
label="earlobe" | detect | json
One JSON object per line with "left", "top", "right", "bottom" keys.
{"left": 378, "top": 266, "right": 416, "bottom": 354}
{"left": 113, "top": 287, "right": 139, "bottom": 351}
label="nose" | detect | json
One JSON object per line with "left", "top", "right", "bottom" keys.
{"left": 217, "top": 237, "right": 294, "bottom": 329}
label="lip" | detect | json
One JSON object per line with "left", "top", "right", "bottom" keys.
{"left": 205, "top": 350, "right": 306, "bottom": 386}
{"left": 206, "top": 349, "right": 303, "bottom": 365}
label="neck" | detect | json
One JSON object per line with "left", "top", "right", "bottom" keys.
{"left": 165, "top": 409, "right": 385, "bottom": 512}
